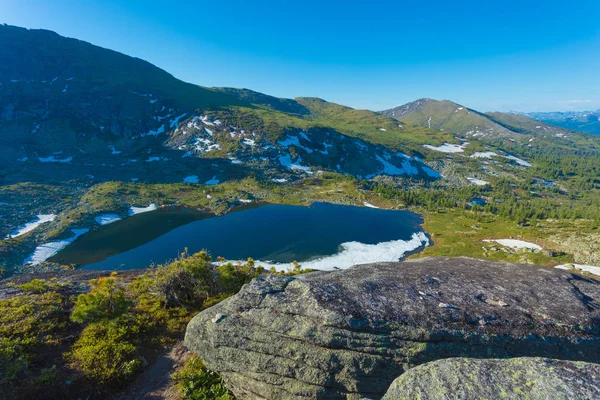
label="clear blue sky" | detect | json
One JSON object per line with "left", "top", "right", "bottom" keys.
{"left": 2, "top": 0, "right": 600, "bottom": 112}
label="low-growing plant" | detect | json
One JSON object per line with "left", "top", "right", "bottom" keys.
{"left": 67, "top": 319, "right": 142, "bottom": 385}
{"left": 70, "top": 276, "right": 131, "bottom": 324}
{"left": 173, "top": 355, "right": 234, "bottom": 400}
{"left": 16, "top": 278, "right": 62, "bottom": 293}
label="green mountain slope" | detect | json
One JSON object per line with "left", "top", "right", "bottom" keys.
{"left": 381, "top": 98, "right": 576, "bottom": 141}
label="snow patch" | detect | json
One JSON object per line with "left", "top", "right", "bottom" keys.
{"left": 6, "top": 214, "right": 56, "bottom": 238}
{"left": 279, "top": 154, "right": 312, "bottom": 174}
{"left": 470, "top": 151, "right": 498, "bottom": 159}
{"left": 555, "top": 263, "right": 600, "bottom": 277}
{"left": 183, "top": 175, "right": 199, "bottom": 184}
{"left": 467, "top": 177, "right": 489, "bottom": 186}
{"left": 504, "top": 154, "right": 532, "bottom": 167}
{"left": 145, "top": 124, "right": 165, "bottom": 136}
{"left": 95, "top": 214, "right": 122, "bottom": 225}
{"left": 483, "top": 239, "right": 542, "bottom": 251}
{"left": 109, "top": 146, "right": 121, "bottom": 155}
{"left": 248, "top": 232, "right": 430, "bottom": 272}
{"left": 363, "top": 202, "right": 379, "bottom": 209}
{"left": 205, "top": 176, "right": 220, "bottom": 185}
{"left": 170, "top": 113, "right": 187, "bottom": 129}
{"left": 39, "top": 156, "right": 72, "bottom": 163}
{"left": 24, "top": 228, "right": 89, "bottom": 265}
{"left": 128, "top": 204, "right": 158, "bottom": 216}
{"left": 423, "top": 143, "right": 468, "bottom": 153}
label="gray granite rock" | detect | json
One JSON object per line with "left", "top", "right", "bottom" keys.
{"left": 382, "top": 357, "right": 600, "bottom": 400}
{"left": 185, "top": 257, "right": 600, "bottom": 399}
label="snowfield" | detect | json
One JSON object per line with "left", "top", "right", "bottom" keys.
{"left": 6, "top": 214, "right": 56, "bottom": 238}
{"left": 467, "top": 177, "right": 489, "bottom": 186}
{"left": 24, "top": 228, "right": 89, "bottom": 265}
{"left": 555, "top": 263, "right": 600, "bottom": 277}
{"left": 128, "top": 204, "right": 158, "bottom": 216}
{"left": 94, "top": 214, "right": 122, "bottom": 225}
{"left": 279, "top": 154, "right": 312, "bottom": 174}
{"left": 422, "top": 142, "right": 468, "bottom": 153}
{"left": 470, "top": 151, "right": 498, "bottom": 159}
{"left": 363, "top": 202, "right": 379, "bottom": 209}
{"left": 483, "top": 239, "right": 542, "bottom": 251}
{"left": 227, "top": 231, "right": 430, "bottom": 272}
{"left": 505, "top": 154, "right": 532, "bottom": 167}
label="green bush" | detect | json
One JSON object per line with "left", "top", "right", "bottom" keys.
{"left": 67, "top": 319, "right": 142, "bottom": 385}
{"left": 216, "top": 258, "right": 263, "bottom": 294}
{"left": 173, "top": 355, "right": 234, "bottom": 400}
{"left": 71, "top": 276, "right": 131, "bottom": 323}
{"left": 0, "top": 292, "right": 67, "bottom": 385}
{"left": 16, "top": 278, "right": 62, "bottom": 293}
{"left": 149, "top": 251, "right": 214, "bottom": 308}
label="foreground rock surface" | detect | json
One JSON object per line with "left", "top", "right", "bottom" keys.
{"left": 185, "top": 257, "right": 600, "bottom": 400}
{"left": 382, "top": 357, "right": 600, "bottom": 400}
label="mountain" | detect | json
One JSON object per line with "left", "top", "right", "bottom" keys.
{"left": 0, "top": 25, "right": 445, "bottom": 186}
{"left": 380, "top": 98, "right": 576, "bottom": 140}
{"left": 520, "top": 110, "right": 600, "bottom": 135}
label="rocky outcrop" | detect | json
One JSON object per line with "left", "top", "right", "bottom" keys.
{"left": 185, "top": 257, "right": 600, "bottom": 400}
{"left": 382, "top": 357, "right": 600, "bottom": 400}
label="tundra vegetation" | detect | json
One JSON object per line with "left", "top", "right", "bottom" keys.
{"left": 0, "top": 251, "right": 309, "bottom": 399}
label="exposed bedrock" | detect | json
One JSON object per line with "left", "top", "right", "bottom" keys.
{"left": 185, "top": 257, "right": 600, "bottom": 399}
{"left": 382, "top": 357, "right": 600, "bottom": 400}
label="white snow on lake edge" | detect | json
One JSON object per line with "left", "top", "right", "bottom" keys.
{"left": 483, "top": 239, "right": 542, "bottom": 251}
{"left": 363, "top": 202, "right": 379, "bottom": 209}
{"left": 94, "top": 214, "right": 122, "bottom": 225}
{"left": 24, "top": 228, "right": 89, "bottom": 265}
{"left": 128, "top": 203, "right": 158, "bottom": 216}
{"left": 6, "top": 214, "right": 56, "bottom": 238}
{"left": 220, "top": 232, "right": 430, "bottom": 272}
{"left": 555, "top": 263, "right": 600, "bottom": 277}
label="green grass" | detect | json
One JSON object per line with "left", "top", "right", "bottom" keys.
{"left": 412, "top": 208, "right": 588, "bottom": 266}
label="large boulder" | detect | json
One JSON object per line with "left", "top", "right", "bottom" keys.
{"left": 185, "top": 257, "right": 600, "bottom": 400}
{"left": 382, "top": 357, "right": 600, "bottom": 400}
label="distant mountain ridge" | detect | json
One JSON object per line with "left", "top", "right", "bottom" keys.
{"left": 517, "top": 110, "right": 600, "bottom": 135}
{"left": 380, "top": 98, "right": 575, "bottom": 140}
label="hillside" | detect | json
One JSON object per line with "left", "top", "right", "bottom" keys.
{"left": 380, "top": 98, "right": 577, "bottom": 141}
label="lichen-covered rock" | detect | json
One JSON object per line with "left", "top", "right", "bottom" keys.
{"left": 184, "top": 257, "right": 600, "bottom": 400}
{"left": 382, "top": 357, "right": 600, "bottom": 400}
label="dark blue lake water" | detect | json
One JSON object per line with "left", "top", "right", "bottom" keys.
{"left": 63, "top": 203, "right": 427, "bottom": 271}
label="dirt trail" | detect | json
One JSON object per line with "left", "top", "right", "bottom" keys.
{"left": 115, "top": 342, "right": 191, "bottom": 400}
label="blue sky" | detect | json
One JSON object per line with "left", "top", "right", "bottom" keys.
{"left": 2, "top": 0, "right": 599, "bottom": 112}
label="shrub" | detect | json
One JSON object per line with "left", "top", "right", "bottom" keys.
{"left": 173, "top": 355, "right": 234, "bottom": 400}
{"left": 0, "top": 292, "right": 67, "bottom": 385}
{"left": 216, "top": 258, "right": 263, "bottom": 294}
{"left": 67, "top": 319, "right": 142, "bottom": 385}
{"left": 16, "top": 278, "right": 62, "bottom": 293}
{"left": 149, "top": 251, "right": 214, "bottom": 308}
{"left": 71, "top": 277, "right": 131, "bottom": 324}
